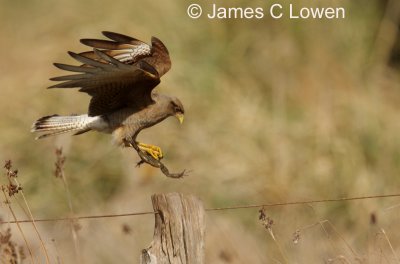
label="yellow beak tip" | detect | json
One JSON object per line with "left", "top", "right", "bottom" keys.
{"left": 176, "top": 114, "right": 184, "bottom": 124}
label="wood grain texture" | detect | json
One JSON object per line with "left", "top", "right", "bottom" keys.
{"left": 140, "top": 193, "right": 205, "bottom": 264}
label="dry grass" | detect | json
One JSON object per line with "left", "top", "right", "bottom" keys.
{"left": 1, "top": 0, "right": 400, "bottom": 262}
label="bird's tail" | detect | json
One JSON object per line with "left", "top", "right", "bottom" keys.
{"left": 31, "top": 114, "right": 99, "bottom": 139}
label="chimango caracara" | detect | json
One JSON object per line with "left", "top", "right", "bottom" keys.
{"left": 32, "top": 31, "right": 184, "bottom": 161}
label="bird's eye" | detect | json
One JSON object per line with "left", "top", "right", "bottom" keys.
{"left": 174, "top": 106, "right": 181, "bottom": 113}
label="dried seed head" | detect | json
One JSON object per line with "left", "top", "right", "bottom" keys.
{"left": 258, "top": 207, "right": 274, "bottom": 230}
{"left": 54, "top": 147, "right": 66, "bottom": 178}
{"left": 0, "top": 227, "right": 25, "bottom": 263}
{"left": 0, "top": 228, "right": 11, "bottom": 244}
{"left": 2, "top": 160, "right": 21, "bottom": 197}
{"left": 258, "top": 207, "right": 266, "bottom": 221}
{"left": 4, "top": 160, "right": 18, "bottom": 178}
{"left": 3, "top": 160, "right": 11, "bottom": 170}
{"left": 10, "top": 170, "right": 18, "bottom": 178}
{"left": 7, "top": 183, "right": 22, "bottom": 197}
{"left": 292, "top": 230, "right": 301, "bottom": 244}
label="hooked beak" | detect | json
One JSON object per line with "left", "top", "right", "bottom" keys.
{"left": 175, "top": 112, "right": 184, "bottom": 124}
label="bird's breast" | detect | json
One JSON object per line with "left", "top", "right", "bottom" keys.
{"left": 107, "top": 105, "right": 169, "bottom": 145}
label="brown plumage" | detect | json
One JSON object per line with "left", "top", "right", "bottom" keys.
{"left": 32, "top": 31, "right": 184, "bottom": 162}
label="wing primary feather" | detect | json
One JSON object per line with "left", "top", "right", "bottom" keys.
{"left": 68, "top": 51, "right": 108, "bottom": 69}
{"left": 49, "top": 74, "right": 86, "bottom": 81}
{"left": 93, "top": 49, "right": 119, "bottom": 64}
{"left": 148, "top": 36, "right": 171, "bottom": 76}
{"left": 48, "top": 80, "right": 82, "bottom": 89}
{"left": 138, "top": 60, "right": 159, "bottom": 79}
{"left": 151, "top": 36, "right": 170, "bottom": 55}
{"left": 53, "top": 63, "right": 99, "bottom": 73}
{"left": 81, "top": 39, "right": 122, "bottom": 49}
{"left": 78, "top": 51, "right": 98, "bottom": 60}
{"left": 102, "top": 31, "right": 139, "bottom": 43}
{"left": 93, "top": 49, "right": 132, "bottom": 69}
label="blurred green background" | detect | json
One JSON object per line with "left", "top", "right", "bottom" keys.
{"left": 1, "top": 0, "right": 400, "bottom": 263}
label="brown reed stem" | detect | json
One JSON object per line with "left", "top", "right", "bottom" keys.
{"left": 1, "top": 188, "right": 35, "bottom": 264}
{"left": 13, "top": 178, "right": 50, "bottom": 264}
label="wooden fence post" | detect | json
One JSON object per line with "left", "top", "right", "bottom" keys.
{"left": 140, "top": 193, "right": 206, "bottom": 264}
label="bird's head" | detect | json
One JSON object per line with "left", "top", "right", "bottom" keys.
{"left": 169, "top": 97, "right": 184, "bottom": 124}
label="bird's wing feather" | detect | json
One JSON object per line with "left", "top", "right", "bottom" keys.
{"left": 102, "top": 31, "right": 140, "bottom": 42}
{"left": 79, "top": 31, "right": 171, "bottom": 76}
{"left": 49, "top": 49, "right": 160, "bottom": 116}
{"left": 141, "top": 37, "right": 171, "bottom": 77}
{"left": 80, "top": 31, "right": 151, "bottom": 65}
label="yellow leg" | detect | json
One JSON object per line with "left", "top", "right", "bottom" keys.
{"left": 137, "top": 142, "right": 163, "bottom": 160}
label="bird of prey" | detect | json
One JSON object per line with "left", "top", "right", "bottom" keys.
{"left": 32, "top": 31, "right": 185, "bottom": 176}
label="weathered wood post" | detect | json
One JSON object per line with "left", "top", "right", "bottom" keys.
{"left": 140, "top": 193, "right": 206, "bottom": 264}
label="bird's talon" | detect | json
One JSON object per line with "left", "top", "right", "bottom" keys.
{"left": 137, "top": 142, "right": 163, "bottom": 160}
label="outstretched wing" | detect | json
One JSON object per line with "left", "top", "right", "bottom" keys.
{"left": 49, "top": 32, "right": 172, "bottom": 116}
{"left": 80, "top": 31, "right": 171, "bottom": 77}
{"left": 49, "top": 49, "right": 160, "bottom": 116}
